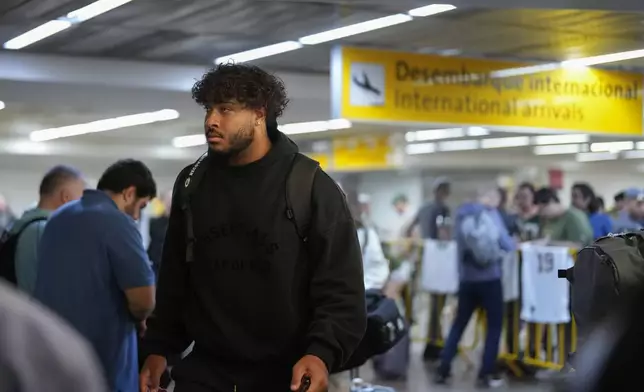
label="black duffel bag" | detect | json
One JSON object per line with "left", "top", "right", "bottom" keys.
{"left": 336, "top": 289, "right": 408, "bottom": 372}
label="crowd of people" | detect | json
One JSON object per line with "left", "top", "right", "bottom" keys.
{"left": 366, "top": 174, "right": 642, "bottom": 388}
{"left": 1, "top": 61, "right": 642, "bottom": 392}
{"left": 0, "top": 63, "right": 386, "bottom": 392}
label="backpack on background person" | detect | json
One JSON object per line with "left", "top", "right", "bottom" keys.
{"left": 0, "top": 217, "right": 47, "bottom": 285}
{"left": 460, "top": 208, "right": 504, "bottom": 268}
{"left": 560, "top": 232, "right": 644, "bottom": 353}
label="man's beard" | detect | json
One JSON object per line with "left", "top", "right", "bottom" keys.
{"left": 209, "top": 122, "right": 254, "bottom": 159}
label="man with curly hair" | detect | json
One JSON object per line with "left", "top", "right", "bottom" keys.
{"left": 140, "top": 63, "right": 366, "bottom": 392}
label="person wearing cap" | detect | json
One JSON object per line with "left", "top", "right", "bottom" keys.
{"left": 407, "top": 176, "right": 452, "bottom": 362}
{"left": 612, "top": 188, "right": 644, "bottom": 233}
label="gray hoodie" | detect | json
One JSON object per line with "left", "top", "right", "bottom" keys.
{"left": 0, "top": 281, "right": 106, "bottom": 392}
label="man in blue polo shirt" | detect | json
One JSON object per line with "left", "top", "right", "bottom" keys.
{"left": 613, "top": 187, "right": 644, "bottom": 233}
{"left": 34, "top": 159, "right": 157, "bottom": 392}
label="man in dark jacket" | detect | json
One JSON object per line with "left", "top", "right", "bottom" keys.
{"left": 140, "top": 64, "right": 367, "bottom": 392}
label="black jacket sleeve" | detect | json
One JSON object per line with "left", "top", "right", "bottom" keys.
{"left": 144, "top": 167, "right": 193, "bottom": 359}
{"left": 304, "top": 170, "right": 367, "bottom": 372}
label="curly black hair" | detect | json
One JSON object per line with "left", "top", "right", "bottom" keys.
{"left": 191, "top": 63, "right": 289, "bottom": 119}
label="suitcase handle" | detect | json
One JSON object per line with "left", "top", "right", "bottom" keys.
{"left": 297, "top": 375, "right": 311, "bottom": 392}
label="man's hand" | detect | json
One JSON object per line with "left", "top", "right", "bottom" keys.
{"left": 139, "top": 355, "right": 167, "bottom": 392}
{"left": 290, "top": 355, "right": 328, "bottom": 392}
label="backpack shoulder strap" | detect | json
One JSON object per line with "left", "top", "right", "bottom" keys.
{"left": 181, "top": 152, "right": 209, "bottom": 263}
{"left": 285, "top": 153, "right": 320, "bottom": 243}
{"left": 4, "top": 216, "right": 48, "bottom": 241}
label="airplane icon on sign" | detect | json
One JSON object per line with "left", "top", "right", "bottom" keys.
{"left": 352, "top": 71, "right": 382, "bottom": 96}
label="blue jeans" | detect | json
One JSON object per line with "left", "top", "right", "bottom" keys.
{"left": 438, "top": 279, "right": 503, "bottom": 378}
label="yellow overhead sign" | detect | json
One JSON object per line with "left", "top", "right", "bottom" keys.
{"left": 332, "top": 134, "right": 395, "bottom": 171}
{"left": 305, "top": 152, "right": 330, "bottom": 170}
{"left": 332, "top": 46, "right": 643, "bottom": 135}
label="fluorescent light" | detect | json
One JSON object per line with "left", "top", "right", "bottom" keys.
{"left": 4, "top": 0, "right": 133, "bottom": 50}
{"left": 533, "top": 134, "right": 589, "bottom": 145}
{"left": 576, "top": 152, "right": 617, "bottom": 162}
{"left": 66, "top": 0, "right": 132, "bottom": 22}
{"left": 480, "top": 136, "right": 530, "bottom": 149}
{"left": 172, "top": 134, "right": 205, "bottom": 149}
{"left": 405, "top": 126, "right": 488, "bottom": 142}
{"left": 326, "top": 118, "right": 352, "bottom": 130}
{"left": 281, "top": 119, "right": 352, "bottom": 135}
{"left": 438, "top": 140, "right": 479, "bottom": 151}
{"left": 590, "top": 141, "right": 634, "bottom": 153}
{"left": 30, "top": 109, "right": 179, "bottom": 142}
{"left": 408, "top": 4, "right": 456, "bottom": 17}
{"left": 561, "top": 49, "right": 644, "bottom": 68}
{"left": 3, "top": 20, "right": 72, "bottom": 50}
{"left": 624, "top": 150, "right": 644, "bottom": 159}
{"left": 298, "top": 14, "right": 412, "bottom": 45}
{"left": 636, "top": 142, "right": 644, "bottom": 150}
{"left": 215, "top": 41, "right": 303, "bottom": 64}
{"left": 0, "top": 101, "right": 4, "bottom": 110}
{"left": 490, "top": 64, "right": 559, "bottom": 78}
{"left": 466, "top": 126, "right": 489, "bottom": 136}
{"left": 533, "top": 144, "right": 583, "bottom": 155}
{"left": 405, "top": 143, "right": 436, "bottom": 155}
{"left": 406, "top": 128, "right": 464, "bottom": 142}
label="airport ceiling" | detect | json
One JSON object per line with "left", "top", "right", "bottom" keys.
{"left": 2, "top": 0, "right": 644, "bottom": 72}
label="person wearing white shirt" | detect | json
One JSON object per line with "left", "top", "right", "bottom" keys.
{"left": 358, "top": 224, "right": 390, "bottom": 291}
{"left": 328, "top": 222, "right": 390, "bottom": 392}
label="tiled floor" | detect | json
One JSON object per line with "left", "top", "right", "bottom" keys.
{"left": 356, "top": 344, "right": 550, "bottom": 392}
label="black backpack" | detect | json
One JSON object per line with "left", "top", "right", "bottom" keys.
{"left": 0, "top": 217, "right": 48, "bottom": 285}
{"left": 179, "top": 152, "right": 320, "bottom": 263}
{"left": 560, "top": 232, "right": 644, "bottom": 346}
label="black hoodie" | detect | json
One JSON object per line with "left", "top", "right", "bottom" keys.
{"left": 145, "top": 130, "right": 367, "bottom": 390}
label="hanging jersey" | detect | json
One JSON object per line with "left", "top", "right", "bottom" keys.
{"left": 502, "top": 251, "right": 520, "bottom": 302}
{"left": 420, "top": 239, "right": 459, "bottom": 294}
{"left": 520, "top": 244, "right": 573, "bottom": 324}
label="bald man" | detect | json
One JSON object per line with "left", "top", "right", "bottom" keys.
{"left": 12, "top": 165, "right": 85, "bottom": 294}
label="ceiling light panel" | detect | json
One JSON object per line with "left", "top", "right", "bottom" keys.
{"left": 4, "top": 20, "right": 72, "bottom": 50}
{"left": 406, "top": 128, "right": 464, "bottom": 142}
{"left": 213, "top": 4, "right": 457, "bottom": 63}
{"left": 590, "top": 141, "right": 634, "bottom": 153}
{"left": 623, "top": 150, "right": 644, "bottom": 159}
{"left": 214, "top": 41, "right": 303, "bottom": 64}
{"left": 172, "top": 134, "right": 205, "bottom": 149}
{"left": 408, "top": 4, "right": 456, "bottom": 17}
{"left": 576, "top": 152, "right": 618, "bottom": 162}
{"left": 533, "top": 134, "right": 589, "bottom": 145}
{"left": 30, "top": 109, "right": 179, "bottom": 142}
{"left": 438, "top": 140, "right": 479, "bottom": 151}
{"left": 405, "top": 142, "right": 436, "bottom": 155}
{"left": 66, "top": 0, "right": 133, "bottom": 22}
{"left": 3, "top": 0, "right": 133, "bottom": 50}
{"left": 299, "top": 14, "right": 413, "bottom": 45}
{"left": 466, "top": 126, "right": 489, "bottom": 136}
{"left": 561, "top": 49, "right": 644, "bottom": 68}
{"left": 480, "top": 136, "right": 530, "bottom": 149}
{"left": 533, "top": 144, "right": 583, "bottom": 155}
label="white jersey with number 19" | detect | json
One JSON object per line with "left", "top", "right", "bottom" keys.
{"left": 520, "top": 244, "right": 574, "bottom": 324}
